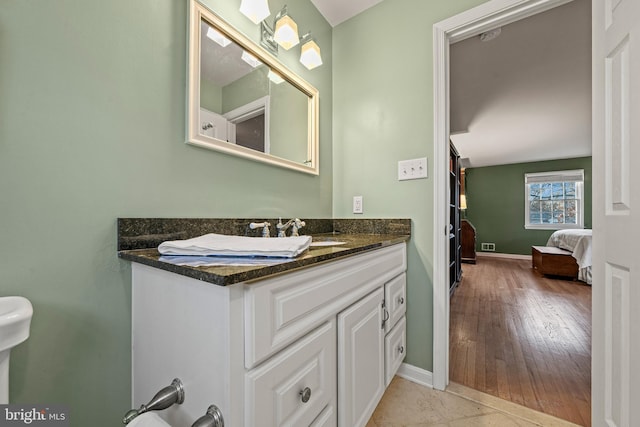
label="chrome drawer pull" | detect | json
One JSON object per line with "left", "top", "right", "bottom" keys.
{"left": 300, "top": 387, "right": 312, "bottom": 403}
{"left": 398, "top": 296, "right": 404, "bottom": 305}
{"left": 398, "top": 345, "right": 404, "bottom": 354}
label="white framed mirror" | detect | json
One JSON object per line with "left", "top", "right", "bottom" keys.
{"left": 187, "top": 0, "right": 319, "bottom": 175}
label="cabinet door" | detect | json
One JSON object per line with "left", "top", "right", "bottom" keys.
{"left": 337, "top": 288, "right": 385, "bottom": 427}
{"left": 246, "top": 320, "right": 337, "bottom": 427}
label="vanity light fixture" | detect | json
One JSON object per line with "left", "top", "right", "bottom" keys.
{"left": 267, "top": 69, "right": 285, "bottom": 84}
{"left": 206, "top": 27, "right": 231, "bottom": 47}
{"left": 299, "top": 34, "right": 322, "bottom": 70}
{"left": 241, "top": 50, "right": 262, "bottom": 68}
{"left": 258, "top": 5, "right": 323, "bottom": 70}
{"left": 239, "top": 0, "right": 270, "bottom": 24}
{"left": 273, "top": 7, "right": 299, "bottom": 50}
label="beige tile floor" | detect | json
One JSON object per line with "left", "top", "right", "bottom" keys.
{"left": 366, "top": 377, "right": 583, "bottom": 427}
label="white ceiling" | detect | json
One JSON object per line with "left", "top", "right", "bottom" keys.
{"left": 200, "top": 22, "right": 257, "bottom": 87}
{"left": 310, "top": 0, "right": 384, "bottom": 27}
{"left": 450, "top": 0, "right": 592, "bottom": 168}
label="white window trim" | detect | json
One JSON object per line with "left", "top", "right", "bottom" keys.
{"left": 524, "top": 169, "right": 585, "bottom": 230}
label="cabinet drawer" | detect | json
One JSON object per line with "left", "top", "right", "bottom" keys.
{"left": 384, "top": 273, "right": 406, "bottom": 334}
{"left": 245, "top": 244, "right": 406, "bottom": 368}
{"left": 385, "top": 316, "right": 406, "bottom": 386}
{"left": 245, "top": 320, "right": 336, "bottom": 427}
{"left": 310, "top": 405, "right": 336, "bottom": 427}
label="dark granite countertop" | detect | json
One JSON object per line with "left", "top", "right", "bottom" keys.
{"left": 117, "top": 218, "right": 411, "bottom": 286}
{"left": 118, "top": 233, "right": 409, "bottom": 286}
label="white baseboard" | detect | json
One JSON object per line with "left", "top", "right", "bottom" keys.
{"left": 476, "top": 252, "right": 532, "bottom": 261}
{"left": 396, "top": 363, "right": 433, "bottom": 388}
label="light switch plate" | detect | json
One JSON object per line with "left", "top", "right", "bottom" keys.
{"left": 398, "top": 157, "right": 428, "bottom": 181}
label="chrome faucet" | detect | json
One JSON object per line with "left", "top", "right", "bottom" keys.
{"left": 277, "top": 218, "right": 306, "bottom": 237}
{"left": 249, "top": 221, "right": 271, "bottom": 237}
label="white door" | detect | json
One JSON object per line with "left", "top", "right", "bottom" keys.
{"left": 592, "top": 0, "right": 640, "bottom": 425}
{"left": 199, "top": 107, "right": 228, "bottom": 141}
{"left": 337, "top": 288, "right": 384, "bottom": 427}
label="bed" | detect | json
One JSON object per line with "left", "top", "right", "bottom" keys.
{"left": 546, "top": 229, "right": 592, "bottom": 285}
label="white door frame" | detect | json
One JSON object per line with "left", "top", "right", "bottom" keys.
{"left": 432, "top": 0, "right": 574, "bottom": 391}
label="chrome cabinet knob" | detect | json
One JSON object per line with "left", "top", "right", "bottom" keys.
{"left": 300, "top": 387, "right": 311, "bottom": 403}
{"left": 398, "top": 345, "right": 404, "bottom": 354}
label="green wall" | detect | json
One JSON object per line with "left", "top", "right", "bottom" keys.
{"left": 221, "top": 67, "right": 269, "bottom": 112}
{"left": 464, "top": 157, "right": 592, "bottom": 255}
{"left": 200, "top": 78, "right": 223, "bottom": 113}
{"left": 269, "top": 80, "right": 308, "bottom": 162}
{"left": 332, "top": 0, "right": 488, "bottom": 373}
{"left": 0, "top": 0, "right": 331, "bottom": 425}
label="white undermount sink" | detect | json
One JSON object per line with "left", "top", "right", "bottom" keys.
{"left": 0, "top": 296, "right": 33, "bottom": 404}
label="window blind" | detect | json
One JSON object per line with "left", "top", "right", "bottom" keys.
{"left": 525, "top": 169, "right": 584, "bottom": 184}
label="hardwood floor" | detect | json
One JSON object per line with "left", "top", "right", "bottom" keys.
{"left": 449, "top": 256, "right": 592, "bottom": 426}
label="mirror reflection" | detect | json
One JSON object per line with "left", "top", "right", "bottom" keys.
{"left": 188, "top": 1, "right": 319, "bottom": 175}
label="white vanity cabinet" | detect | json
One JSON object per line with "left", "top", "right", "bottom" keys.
{"left": 131, "top": 243, "right": 407, "bottom": 427}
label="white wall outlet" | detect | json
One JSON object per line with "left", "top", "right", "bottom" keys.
{"left": 398, "top": 157, "right": 428, "bottom": 181}
{"left": 481, "top": 243, "right": 496, "bottom": 251}
{"left": 353, "top": 196, "right": 363, "bottom": 214}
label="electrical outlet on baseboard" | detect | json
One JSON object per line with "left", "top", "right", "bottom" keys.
{"left": 481, "top": 243, "right": 496, "bottom": 251}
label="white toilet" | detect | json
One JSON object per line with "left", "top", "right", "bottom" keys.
{"left": 0, "top": 296, "right": 33, "bottom": 404}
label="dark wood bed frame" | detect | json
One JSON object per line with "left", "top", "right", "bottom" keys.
{"left": 532, "top": 245, "right": 579, "bottom": 280}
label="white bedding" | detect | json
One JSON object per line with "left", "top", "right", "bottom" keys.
{"left": 546, "top": 229, "right": 592, "bottom": 284}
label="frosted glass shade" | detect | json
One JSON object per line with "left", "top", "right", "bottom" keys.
{"left": 268, "top": 70, "right": 284, "bottom": 84}
{"left": 241, "top": 50, "right": 262, "bottom": 68}
{"left": 206, "top": 27, "right": 231, "bottom": 47}
{"left": 300, "top": 39, "right": 322, "bottom": 70}
{"left": 239, "top": 0, "right": 270, "bottom": 24}
{"left": 274, "top": 15, "right": 299, "bottom": 50}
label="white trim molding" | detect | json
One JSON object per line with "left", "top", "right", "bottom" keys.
{"left": 432, "top": 0, "right": 574, "bottom": 392}
{"left": 396, "top": 363, "right": 433, "bottom": 389}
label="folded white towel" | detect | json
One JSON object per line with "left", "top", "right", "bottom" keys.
{"left": 158, "top": 233, "right": 311, "bottom": 258}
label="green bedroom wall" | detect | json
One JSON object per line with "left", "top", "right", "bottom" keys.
{"left": 332, "top": 0, "right": 488, "bottom": 373}
{"left": 0, "top": 0, "right": 331, "bottom": 425}
{"left": 464, "top": 157, "right": 592, "bottom": 255}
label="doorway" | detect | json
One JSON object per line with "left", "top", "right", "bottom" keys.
{"left": 432, "top": 0, "right": 592, "bottom": 409}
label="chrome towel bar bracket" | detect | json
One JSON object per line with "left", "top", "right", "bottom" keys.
{"left": 123, "top": 378, "right": 185, "bottom": 425}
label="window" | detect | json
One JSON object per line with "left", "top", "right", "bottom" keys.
{"left": 525, "top": 169, "right": 584, "bottom": 230}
